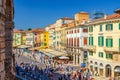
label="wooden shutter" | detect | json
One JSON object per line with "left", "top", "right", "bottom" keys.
{"left": 110, "top": 24, "right": 113, "bottom": 30}
{"left": 102, "top": 36, "right": 104, "bottom": 46}
{"left": 98, "top": 37, "right": 100, "bottom": 46}
{"left": 119, "top": 23, "right": 120, "bottom": 30}
{"left": 106, "top": 53, "right": 108, "bottom": 59}
{"left": 106, "top": 39, "right": 108, "bottom": 47}
{"left": 111, "top": 39, "right": 113, "bottom": 47}
{"left": 106, "top": 24, "right": 108, "bottom": 31}
{"left": 98, "top": 52, "right": 100, "bottom": 57}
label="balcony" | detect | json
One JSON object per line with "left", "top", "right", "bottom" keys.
{"left": 82, "top": 45, "right": 96, "bottom": 52}
{"left": 104, "top": 47, "right": 120, "bottom": 52}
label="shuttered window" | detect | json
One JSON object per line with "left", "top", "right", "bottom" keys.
{"left": 106, "top": 24, "right": 113, "bottom": 31}
{"left": 89, "top": 37, "right": 94, "bottom": 46}
{"left": 119, "top": 23, "right": 120, "bottom": 30}
{"left": 106, "top": 53, "right": 113, "bottom": 60}
{"left": 100, "top": 25, "right": 102, "bottom": 31}
{"left": 98, "top": 52, "right": 104, "bottom": 58}
{"left": 106, "top": 38, "right": 113, "bottom": 47}
{"left": 98, "top": 36, "right": 104, "bottom": 46}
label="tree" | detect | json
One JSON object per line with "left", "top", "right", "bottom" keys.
{"left": 28, "top": 28, "right": 32, "bottom": 31}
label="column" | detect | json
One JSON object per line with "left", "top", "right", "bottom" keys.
{"left": 73, "top": 54, "right": 75, "bottom": 65}
{"left": 76, "top": 54, "right": 78, "bottom": 65}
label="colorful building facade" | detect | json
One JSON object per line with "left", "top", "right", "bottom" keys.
{"left": 85, "top": 11, "right": 120, "bottom": 78}
{"left": 40, "top": 32, "right": 49, "bottom": 48}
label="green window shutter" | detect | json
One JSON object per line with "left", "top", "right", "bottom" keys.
{"left": 92, "top": 37, "right": 93, "bottom": 45}
{"left": 106, "top": 24, "right": 108, "bottom": 31}
{"left": 98, "top": 52, "right": 100, "bottom": 57}
{"left": 106, "top": 53, "right": 108, "bottom": 59}
{"left": 102, "top": 52, "right": 103, "bottom": 58}
{"left": 106, "top": 39, "right": 108, "bottom": 47}
{"left": 110, "top": 24, "right": 113, "bottom": 30}
{"left": 119, "top": 39, "right": 120, "bottom": 47}
{"left": 110, "top": 54, "right": 113, "bottom": 59}
{"left": 88, "top": 27, "right": 90, "bottom": 32}
{"left": 102, "top": 36, "right": 104, "bottom": 46}
{"left": 119, "top": 23, "right": 120, "bottom": 30}
{"left": 98, "top": 37, "right": 100, "bottom": 46}
{"left": 111, "top": 39, "right": 113, "bottom": 47}
{"left": 100, "top": 25, "right": 102, "bottom": 31}
{"left": 89, "top": 37, "right": 90, "bottom": 45}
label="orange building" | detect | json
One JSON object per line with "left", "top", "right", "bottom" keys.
{"left": 74, "top": 12, "right": 89, "bottom": 25}
{"left": 31, "top": 28, "right": 45, "bottom": 47}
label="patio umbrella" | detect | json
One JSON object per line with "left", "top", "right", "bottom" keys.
{"left": 59, "top": 56, "right": 69, "bottom": 59}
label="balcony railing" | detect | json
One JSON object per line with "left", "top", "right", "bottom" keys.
{"left": 82, "top": 45, "right": 96, "bottom": 52}
{"left": 104, "top": 47, "right": 120, "bottom": 52}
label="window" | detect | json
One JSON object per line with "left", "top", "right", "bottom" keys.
{"left": 98, "top": 36, "right": 104, "bottom": 46}
{"left": 89, "top": 37, "right": 94, "bottom": 46}
{"left": 83, "top": 28, "right": 88, "bottom": 33}
{"left": 88, "top": 26, "right": 93, "bottom": 32}
{"left": 119, "top": 23, "right": 120, "bottom": 30}
{"left": 84, "top": 37, "right": 87, "bottom": 45}
{"left": 89, "top": 51, "right": 93, "bottom": 56}
{"left": 106, "top": 24, "right": 113, "bottom": 31}
{"left": 77, "top": 29, "right": 79, "bottom": 33}
{"left": 119, "top": 38, "right": 120, "bottom": 47}
{"left": 106, "top": 38, "right": 113, "bottom": 47}
{"left": 77, "top": 37, "right": 79, "bottom": 47}
{"left": 74, "top": 29, "right": 76, "bottom": 33}
{"left": 98, "top": 52, "right": 104, "bottom": 58}
{"left": 100, "top": 25, "right": 102, "bottom": 31}
{"left": 106, "top": 53, "right": 113, "bottom": 60}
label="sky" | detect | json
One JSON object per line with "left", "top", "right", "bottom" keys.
{"left": 14, "top": 0, "right": 120, "bottom": 30}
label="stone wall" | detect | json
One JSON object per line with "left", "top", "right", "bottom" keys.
{"left": 0, "top": 0, "right": 14, "bottom": 80}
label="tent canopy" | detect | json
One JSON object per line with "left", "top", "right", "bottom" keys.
{"left": 59, "top": 56, "right": 69, "bottom": 59}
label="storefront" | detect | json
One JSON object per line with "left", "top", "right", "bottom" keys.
{"left": 114, "top": 66, "right": 120, "bottom": 78}
{"left": 105, "top": 64, "right": 111, "bottom": 77}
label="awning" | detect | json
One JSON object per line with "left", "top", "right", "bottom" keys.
{"left": 17, "top": 45, "right": 31, "bottom": 49}
{"left": 81, "top": 63, "right": 86, "bottom": 67}
{"left": 59, "top": 56, "right": 69, "bottom": 59}
{"left": 114, "top": 67, "right": 120, "bottom": 72}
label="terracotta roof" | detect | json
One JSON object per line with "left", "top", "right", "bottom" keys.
{"left": 92, "top": 13, "right": 120, "bottom": 22}
{"left": 31, "top": 28, "right": 45, "bottom": 32}
{"left": 13, "top": 29, "right": 26, "bottom": 33}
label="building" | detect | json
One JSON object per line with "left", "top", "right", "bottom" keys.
{"left": 31, "top": 28, "right": 45, "bottom": 47}
{"left": 45, "top": 24, "right": 56, "bottom": 48}
{"left": 40, "top": 32, "right": 49, "bottom": 48}
{"left": 26, "top": 28, "right": 44, "bottom": 47}
{"left": 13, "top": 29, "right": 25, "bottom": 46}
{"left": 0, "top": 0, "right": 15, "bottom": 79}
{"left": 85, "top": 11, "right": 120, "bottom": 78}
{"left": 55, "top": 17, "right": 74, "bottom": 51}
{"left": 66, "top": 12, "right": 89, "bottom": 65}
{"left": 60, "top": 24, "right": 68, "bottom": 52}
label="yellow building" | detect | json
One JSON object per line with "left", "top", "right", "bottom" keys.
{"left": 22, "top": 34, "right": 26, "bottom": 45}
{"left": 85, "top": 11, "right": 120, "bottom": 78}
{"left": 45, "top": 24, "right": 56, "bottom": 48}
{"left": 40, "top": 32, "right": 49, "bottom": 48}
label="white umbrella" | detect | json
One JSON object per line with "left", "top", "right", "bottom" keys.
{"left": 59, "top": 56, "right": 69, "bottom": 59}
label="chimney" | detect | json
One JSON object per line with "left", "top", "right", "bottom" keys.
{"left": 104, "top": 14, "right": 107, "bottom": 19}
